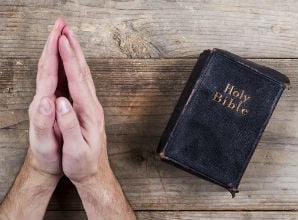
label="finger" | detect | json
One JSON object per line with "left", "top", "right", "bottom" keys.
{"left": 58, "top": 35, "right": 96, "bottom": 118}
{"left": 62, "top": 26, "right": 97, "bottom": 100}
{"left": 62, "top": 26, "right": 87, "bottom": 68}
{"left": 36, "top": 18, "right": 66, "bottom": 98}
{"left": 29, "top": 97, "right": 62, "bottom": 174}
{"left": 29, "top": 97, "right": 56, "bottom": 144}
{"left": 55, "top": 97, "right": 86, "bottom": 147}
{"left": 40, "top": 18, "right": 65, "bottom": 59}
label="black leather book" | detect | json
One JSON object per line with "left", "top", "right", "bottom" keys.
{"left": 157, "top": 49, "right": 290, "bottom": 196}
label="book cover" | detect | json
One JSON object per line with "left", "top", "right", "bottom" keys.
{"left": 157, "top": 49, "right": 290, "bottom": 196}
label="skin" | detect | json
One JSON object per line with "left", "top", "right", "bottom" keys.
{"left": 0, "top": 18, "right": 136, "bottom": 220}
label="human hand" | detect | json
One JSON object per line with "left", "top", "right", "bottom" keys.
{"left": 56, "top": 25, "right": 108, "bottom": 183}
{"left": 57, "top": 25, "right": 135, "bottom": 219}
{"left": 27, "top": 18, "right": 66, "bottom": 177}
{"left": 3, "top": 18, "right": 135, "bottom": 220}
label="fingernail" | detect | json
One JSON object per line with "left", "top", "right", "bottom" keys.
{"left": 57, "top": 99, "right": 70, "bottom": 114}
{"left": 39, "top": 98, "right": 52, "bottom": 115}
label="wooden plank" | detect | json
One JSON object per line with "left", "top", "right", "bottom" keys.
{"left": 0, "top": 59, "right": 297, "bottom": 211}
{"left": 44, "top": 211, "right": 298, "bottom": 220}
{"left": 0, "top": 1, "right": 298, "bottom": 59}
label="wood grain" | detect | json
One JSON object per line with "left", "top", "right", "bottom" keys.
{"left": 44, "top": 211, "right": 298, "bottom": 220}
{"left": 0, "top": 58, "right": 297, "bottom": 212}
{"left": 0, "top": 0, "right": 298, "bottom": 59}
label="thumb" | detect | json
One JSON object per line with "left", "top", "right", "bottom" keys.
{"left": 56, "top": 97, "right": 83, "bottom": 145}
{"left": 29, "top": 96, "right": 55, "bottom": 140}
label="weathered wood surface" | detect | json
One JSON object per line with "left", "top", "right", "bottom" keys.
{"left": 44, "top": 211, "right": 298, "bottom": 220}
{"left": 1, "top": 0, "right": 298, "bottom": 59}
{"left": 0, "top": 59, "right": 297, "bottom": 213}
{"left": 1, "top": 0, "right": 298, "bottom": 219}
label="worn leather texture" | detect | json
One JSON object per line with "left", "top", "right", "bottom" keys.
{"left": 158, "top": 49, "right": 290, "bottom": 195}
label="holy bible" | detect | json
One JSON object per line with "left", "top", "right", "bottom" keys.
{"left": 157, "top": 49, "right": 290, "bottom": 196}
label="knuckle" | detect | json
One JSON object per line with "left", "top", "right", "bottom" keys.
{"left": 96, "top": 103, "right": 104, "bottom": 115}
{"left": 28, "top": 95, "right": 39, "bottom": 120}
{"left": 93, "top": 105, "right": 105, "bottom": 126}
{"left": 31, "top": 111, "right": 53, "bottom": 136}
{"left": 38, "top": 58, "right": 45, "bottom": 70}
{"left": 66, "top": 52, "right": 77, "bottom": 63}
{"left": 83, "top": 64, "right": 90, "bottom": 74}
{"left": 60, "top": 115, "right": 79, "bottom": 133}
{"left": 80, "top": 71, "right": 88, "bottom": 83}
{"left": 68, "top": 70, "right": 87, "bottom": 86}
{"left": 81, "top": 67, "right": 89, "bottom": 81}
{"left": 28, "top": 101, "right": 34, "bottom": 118}
{"left": 32, "top": 118, "right": 51, "bottom": 135}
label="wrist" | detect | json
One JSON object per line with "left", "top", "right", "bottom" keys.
{"left": 23, "top": 152, "right": 62, "bottom": 187}
{"left": 73, "top": 166, "right": 136, "bottom": 220}
{"left": 0, "top": 153, "right": 61, "bottom": 220}
{"left": 73, "top": 164, "right": 115, "bottom": 191}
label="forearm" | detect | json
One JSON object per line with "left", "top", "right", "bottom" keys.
{"left": 74, "top": 167, "right": 136, "bottom": 220}
{"left": 0, "top": 153, "right": 60, "bottom": 220}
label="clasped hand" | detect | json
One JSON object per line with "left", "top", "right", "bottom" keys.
{"left": 28, "top": 18, "right": 108, "bottom": 184}
{"left": 0, "top": 18, "right": 135, "bottom": 220}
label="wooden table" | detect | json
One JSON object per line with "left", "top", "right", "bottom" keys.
{"left": 1, "top": 1, "right": 298, "bottom": 219}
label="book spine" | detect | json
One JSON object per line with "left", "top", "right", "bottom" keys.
{"left": 157, "top": 49, "right": 213, "bottom": 154}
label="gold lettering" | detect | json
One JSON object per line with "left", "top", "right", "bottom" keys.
{"left": 232, "top": 90, "right": 240, "bottom": 97}
{"left": 211, "top": 83, "right": 251, "bottom": 116}
{"left": 239, "top": 90, "right": 244, "bottom": 100}
{"left": 227, "top": 99, "right": 236, "bottom": 110}
{"left": 212, "top": 92, "right": 222, "bottom": 102}
{"left": 222, "top": 96, "right": 228, "bottom": 105}
{"left": 236, "top": 101, "right": 243, "bottom": 112}
{"left": 241, "top": 108, "right": 249, "bottom": 115}
{"left": 242, "top": 95, "right": 250, "bottom": 103}
{"left": 224, "top": 83, "right": 234, "bottom": 95}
